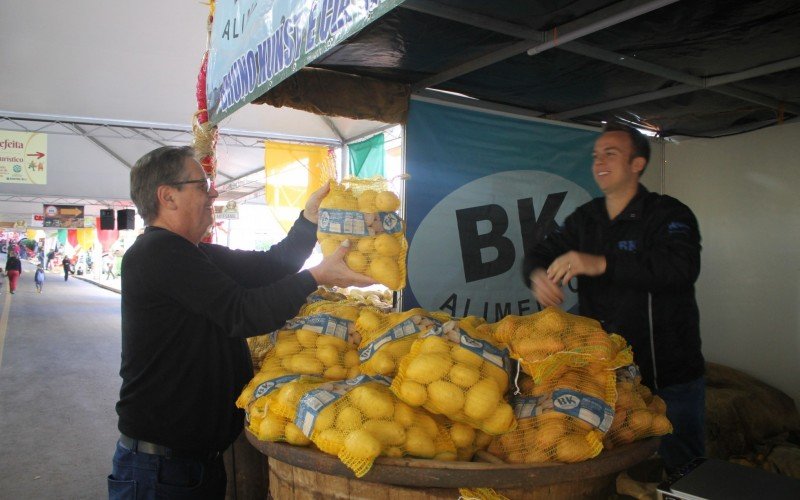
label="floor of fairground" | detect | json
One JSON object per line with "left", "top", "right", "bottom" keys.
{"left": 0, "top": 257, "right": 121, "bottom": 499}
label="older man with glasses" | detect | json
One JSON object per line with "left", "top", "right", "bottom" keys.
{"left": 108, "top": 146, "right": 374, "bottom": 499}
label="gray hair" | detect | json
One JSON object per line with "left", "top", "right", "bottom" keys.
{"left": 130, "top": 146, "right": 196, "bottom": 224}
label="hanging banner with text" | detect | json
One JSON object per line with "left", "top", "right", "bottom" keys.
{"left": 0, "top": 130, "right": 47, "bottom": 184}
{"left": 404, "top": 99, "right": 601, "bottom": 321}
{"left": 206, "top": 0, "right": 405, "bottom": 124}
{"left": 43, "top": 204, "right": 85, "bottom": 228}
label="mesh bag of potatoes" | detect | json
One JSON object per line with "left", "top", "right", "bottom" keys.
{"left": 391, "top": 318, "right": 517, "bottom": 435}
{"left": 294, "top": 375, "right": 457, "bottom": 477}
{"left": 261, "top": 311, "right": 362, "bottom": 381}
{"left": 486, "top": 367, "right": 614, "bottom": 464}
{"left": 493, "top": 307, "right": 633, "bottom": 383}
{"left": 317, "top": 179, "right": 407, "bottom": 290}
{"left": 236, "top": 373, "right": 318, "bottom": 446}
{"left": 603, "top": 364, "right": 672, "bottom": 450}
{"left": 357, "top": 307, "right": 451, "bottom": 377}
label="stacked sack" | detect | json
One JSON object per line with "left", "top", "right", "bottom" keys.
{"left": 604, "top": 364, "right": 672, "bottom": 449}
{"left": 391, "top": 317, "right": 517, "bottom": 436}
{"left": 357, "top": 307, "right": 450, "bottom": 377}
{"left": 493, "top": 307, "right": 632, "bottom": 382}
{"left": 486, "top": 307, "right": 671, "bottom": 463}
{"left": 259, "top": 303, "right": 362, "bottom": 380}
{"left": 236, "top": 373, "right": 321, "bottom": 446}
{"left": 294, "top": 375, "right": 457, "bottom": 477}
{"left": 317, "top": 179, "right": 406, "bottom": 290}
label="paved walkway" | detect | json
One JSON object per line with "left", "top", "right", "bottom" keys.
{"left": 0, "top": 257, "right": 122, "bottom": 499}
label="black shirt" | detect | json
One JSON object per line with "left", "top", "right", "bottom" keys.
{"left": 5, "top": 256, "right": 21, "bottom": 273}
{"left": 116, "top": 215, "right": 318, "bottom": 452}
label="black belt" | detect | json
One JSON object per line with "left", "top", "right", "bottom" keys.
{"left": 119, "top": 434, "right": 221, "bottom": 461}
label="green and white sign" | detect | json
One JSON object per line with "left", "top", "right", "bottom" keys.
{"left": 206, "top": 0, "right": 405, "bottom": 124}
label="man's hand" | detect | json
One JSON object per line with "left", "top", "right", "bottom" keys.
{"left": 546, "top": 251, "right": 606, "bottom": 285}
{"left": 309, "top": 240, "right": 376, "bottom": 288}
{"left": 530, "top": 268, "right": 564, "bottom": 307}
{"left": 303, "top": 182, "right": 331, "bottom": 224}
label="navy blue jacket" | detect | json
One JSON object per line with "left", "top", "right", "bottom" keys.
{"left": 523, "top": 185, "right": 704, "bottom": 389}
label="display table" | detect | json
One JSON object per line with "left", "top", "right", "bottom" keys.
{"left": 246, "top": 430, "right": 659, "bottom": 499}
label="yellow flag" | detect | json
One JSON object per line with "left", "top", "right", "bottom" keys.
{"left": 264, "top": 141, "right": 332, "bottom": 233}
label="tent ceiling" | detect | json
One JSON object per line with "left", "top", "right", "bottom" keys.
{"left": 0, "top": 1, "right": 387, "bottom": 210}
{"left": 305, "top": 0, "right": 799, "bottom": 138}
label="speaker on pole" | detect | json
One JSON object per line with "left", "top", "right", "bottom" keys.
{"left": 117, "top": 209, "right": 136, "bottom": 230}
{"left": 100, "top": 209, "right": 115, "bottom": 230}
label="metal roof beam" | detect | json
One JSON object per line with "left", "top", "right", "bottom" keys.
{"left": 410, "top": 0, "right": 679, "bottom": 92}
{"left": 560, "top": 42, "right": 800, "bottom": 116}
{"left": 0, "top": 110, "right": 342, "bottom": 147}
{"left": 71, "top": 124, "right": 133, "bottom": 170}
{"left": 553, "top": 56, "right": 800, "bottom": 119}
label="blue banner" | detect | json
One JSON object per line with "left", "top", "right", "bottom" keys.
{"left": 404, "top": 99, "right": 601, "bottom": 320}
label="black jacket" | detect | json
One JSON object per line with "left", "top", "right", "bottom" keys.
{"left": 523, "top": 185, "right": 704, "bottom": 389}
{"left": 116, "top": 214, "right": 318, "bottom": 453}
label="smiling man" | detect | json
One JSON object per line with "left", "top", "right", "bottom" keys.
{"left": 522, "top": 123, "right": 705, "bottom": 474}
{"left": 109, "top": 146, "right": 374, "bottom": 499}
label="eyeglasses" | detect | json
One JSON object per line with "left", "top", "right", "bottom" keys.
{"left": 167, "top": 177, "right": 212, "bottom": 193}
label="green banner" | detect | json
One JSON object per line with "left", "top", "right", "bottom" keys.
{"left": 207, "top": 0, "right": 406, "bottom": 124}
{"left": 348, "top": 133, "right": 385, "bottom": 178}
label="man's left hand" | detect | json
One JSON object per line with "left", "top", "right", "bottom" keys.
{"left": 303, "top": 182, "right": 331, "bottom": 224}
{"left": 547, "top": 251, "right": 606, "bottom": 285}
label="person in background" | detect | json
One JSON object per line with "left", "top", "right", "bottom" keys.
{"left": 109, "top": 146, "right": 375, "bottom": 499}
{"left": 34, "top": 264, "right": 45, "bottom": 293}
{"left": 523, "top": 123, "right": 705, "bottom": 474}
{"left": 62, "top": 255, "right": 72, "bottom": 281}
{"left": 46, "top": 249, "right": 55, "bottom": 270}
{"left": 5, "top": 249, "right": 22, "bottom": 294}
{"left": 103, "top": 253, "right": 116, "bottom": 280}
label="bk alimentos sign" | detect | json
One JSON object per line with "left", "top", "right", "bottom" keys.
{"left": 206, "top": 0, "right": 405, "bottom": 124}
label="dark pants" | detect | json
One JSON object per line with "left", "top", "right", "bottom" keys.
{"left": 108, "top": 439, "right": 226, "bottom": 499}
{"left": 655, "top": 376, "right": 706, "bottom": 472}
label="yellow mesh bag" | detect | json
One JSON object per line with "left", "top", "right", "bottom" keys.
{"left": 263, "top": 309, "right": 363, "bottom": 380}
{"left": 357, "top": 308, "right": 450, "bottom": 377}
{"left": 486, "top": 368, "right": 613, "bottom": 464}
{"left": 236, "top": 373, "right": 314, "bottom": 446}
{"left": 391, "top": 318, "right": 517, "bottom": 435}
{"left": 458, "top": 488, "right": 511, "bottom": 500}
{"left": 317, "top": 178, "right": 407, "bottom": 290}
{"left": 603, "top": 365, "right": 672, "bottom": 449}
{"left": 294, "top": 375, "right": 456, "bottom": 478}
{"left": 495, "top": 308, "right": 633, "bottom": 382}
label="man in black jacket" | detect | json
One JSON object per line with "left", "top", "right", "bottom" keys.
{"left": 109, "top": 146, "right": 373, "bottom": 499}
{"left": 523, "top": 123, "right": 705, "bottom": 472}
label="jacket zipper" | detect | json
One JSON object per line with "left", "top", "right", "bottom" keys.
{"left": 648, "top": 292, "right": 658, "bottom": 390}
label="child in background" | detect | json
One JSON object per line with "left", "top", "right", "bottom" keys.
{"left": 34, "top": 264, "right": 45, "bottom": 293}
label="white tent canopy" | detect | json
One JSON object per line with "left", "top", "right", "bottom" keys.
{"left": 0, "top": 0, "right": 388, "bottom": 220}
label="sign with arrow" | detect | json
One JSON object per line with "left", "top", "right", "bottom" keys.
{"left": 0, "top": 129, "right": 47, "bottom": 184}
{"left": 43, "top": 204, "right": 85, "bottom": 228}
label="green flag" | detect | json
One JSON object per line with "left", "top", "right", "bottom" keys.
{"left": 348, "top": 134, "right": 385, "bottom": 178}
{"left": 57, "top": 229, "right": 67, "bottom": 245}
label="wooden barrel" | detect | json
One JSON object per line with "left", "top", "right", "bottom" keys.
{"left": 245, "top": 431, "right": 659, "bottom": 499}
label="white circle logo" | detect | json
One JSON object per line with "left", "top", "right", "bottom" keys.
{"left": 408, "top": 170, "right": 591, "bottom": 321}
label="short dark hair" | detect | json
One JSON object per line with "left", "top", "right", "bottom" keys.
{"left": 130, "top": 146, "right": 196, "bottom": 224}
{"left": 602, "top": 123, "right": 651, "bottom": 174}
